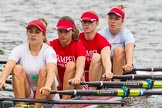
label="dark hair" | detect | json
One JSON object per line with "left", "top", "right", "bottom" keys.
{"left": 37, "top": 18, "right": 48, "bottom": 43}
{"left": 59, "top": 16, "right": 79, "bottom": 40}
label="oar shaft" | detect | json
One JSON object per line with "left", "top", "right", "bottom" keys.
{"left": 113, "top": 75, "right": 162, "bottom": 80}
{"left": 80, "top": 81, "right": 162, "bottom": 89}
{"left": 0, "top": 61, "right": 7, "bottom": 64}
{"left": 6, "top": 79, "right": 12, "bottom": 84}
{"left": 51, "top": 90, "right": 118, "bottom": 96}
{"left": 50, "top": 89, "right": 162, "bottom": 97}
{"left": 4, "top": 88, "right": 13, "bottom": 92}
{"left": 0, "top": 98, "right": 125, "bottom": 104}
{"left": 133, "top": 67, "right": 162, "bottom": 71}
{"left": 144, "top": 91, "right": 162, "bottom": 95}
{"left": 5, "top": 81, "right": 162, "bottom": 93}
{"left": 80, "top": 81, "right": 144, "bottom": 88}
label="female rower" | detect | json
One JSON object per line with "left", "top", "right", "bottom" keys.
{"left": 49, "top": 16, "right": 86, "bottom": 99}
{"left": 79, "top": 11, "right": 113, "bottom": 90}
{"left": 99, "top": 4, "right": 136, "bottom": 76}
{"left": 0, "top": 18, "right": 58, "bottom": 108}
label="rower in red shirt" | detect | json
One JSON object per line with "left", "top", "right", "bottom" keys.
{"left": 79, "top": 11, "right": 113, "bottom": 90}
{"left": 50, "top": 16, "right": 86, "bottom": 99}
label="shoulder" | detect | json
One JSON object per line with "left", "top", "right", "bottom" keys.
{"left": 123, "top": 28, "right": 133, "bottom": 36}
{"left": 79, "top": 32, "right": 86, "bottom": 41}
{"left": 70, "top": 40, "right": 83, "bottom": 47}
{"left": 79, "top": 32, "right": 84, "bottom": 37}
{"left": 95, "top": 33, "right": 110, "bottom": 46}
{"left": 50, "top": 38, "right": 59, "bottom": 45}
{"left": 96, "top": 32, "right": 107, "bottom": 40}
{"left": 43, "top": 43, "right": 53, "bottom": 50}
{"left": 98, "top": 27, "right": 109, "bottom": 35}
{"left": 13, "top": 43, "right": 28, "bottom": 51}
{"left": 122, "top": 28, "right": 135, "bottom": 43}
{"left": 43, "top": 43, "right": 56, "bottom": 54}
{"left": 49, "top": 38, "right": 60, "bottom": 49}
{"left": 75, "top": 40, "right": 85, "bottom": 47}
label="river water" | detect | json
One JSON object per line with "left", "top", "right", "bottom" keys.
{"left": 0, "top": 0, "right": 162, "bottom": 107}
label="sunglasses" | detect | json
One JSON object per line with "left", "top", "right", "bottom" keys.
{"left": 81, "top": 20, "right": 94, "bottom": 24}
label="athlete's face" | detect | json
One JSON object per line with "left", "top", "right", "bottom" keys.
{"left": 81, "top": 20, "right": 98, "bottom": 33}
{"left": 27, "top": 26, "right": 44, "bottom": 44}
{"left": 57, "top": 29, "right": 73, "bottom": 46}
{"left": 108, "top": 13, "right": 124, "bottom": 35}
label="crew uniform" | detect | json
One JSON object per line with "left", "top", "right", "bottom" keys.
{"left": 79, "top": 32, "right": 111, "bottom": 81}
{"left": 9, "top": 43, "right": 59, "bottom": 98}
{"left": 50, "top": 39, "right": 86, "bottom": 90}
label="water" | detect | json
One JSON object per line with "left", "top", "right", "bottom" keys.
{"left": 0, "top": 0, "right": 162, "bottom": 107}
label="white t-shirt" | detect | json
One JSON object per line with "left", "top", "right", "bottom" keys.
{"left": 99, "top": 27, "right": 135, "bottom": 56}
{"left": 8, "top": 43, "right": 57, "bottom": 90}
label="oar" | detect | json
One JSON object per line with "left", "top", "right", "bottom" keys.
{"left": 0, "top": 61, "right": 6, "bottom": 64}
{"left": 0, "top": 98, "right": 125, "bottom": 105}
{"left": 113, "top": 75, "right": 162, "bottom": 80}
{"left": 50, "top": 89, "right": 162, "bottom": 97}
{"left": 132, "top": 67, "right": 162, "bottom": 71}
{"left": 80, "top": 80, "right": 162, "bottom": 89}
{"left": 4, "top": 80, "right": 161, "bottom": 92}
{"left": 6, "top": 79, "right": 12, "bottom": 84}
{"left": 4, "top": 88, "right": 13, "bottom": 92}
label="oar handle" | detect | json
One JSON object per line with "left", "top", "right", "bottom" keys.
{"left": 6, "top": 79, "right": 12, "bottom": 84}
{"left": 4, "top": 88, "right": 13, "bottom": 91}
{"left": 0, "top": 61, "right": 7, "bottom": 64}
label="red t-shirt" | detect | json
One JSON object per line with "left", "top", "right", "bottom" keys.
{"left": 50, "top": 39, "right": 86, "bottom": 90}
{"left": 79, "top": 32, "right": 111, "bottom": 81}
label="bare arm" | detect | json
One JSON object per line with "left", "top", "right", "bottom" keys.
{"left": 44, "top": 62, "right": 57, "bottom": 88}
{"left": 125, "top": 43, "right": 134, "bottom": 65}
{"left": 101, "top": 46, "right": 113, "bottom": 79}
{"left": 70, "top": 56, "right": 85, "bottom": 85}
{"left": 75, "top": 56, "right": 86, "bottom": 79}
{"left": 123, "top": 43, "right": 135, "bottom": 72}
{"left": 0, "top": 60, "right": 16, "bottom": 89}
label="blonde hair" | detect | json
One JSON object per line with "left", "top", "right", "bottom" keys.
{"left": 85, "top": 10, "right": 97, "bottom": 15}
{"left": 37, "top": 18, "right": 48, "bottom": 43}
{"left": 115, "top": 4, "right": 126, "bottom": 12}
{"left": 38, "top": 18, "right": 48, "bottom": 27}
{"left": 59, "top": 16, "right": 79, "bottom": 41}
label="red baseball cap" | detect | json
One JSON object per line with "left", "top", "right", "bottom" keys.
{"left": 81, "top": 11, "right": 99, "bottom": 21}
{"left": 26, "top": 20, "right": 46, "bottom": 33}
{"left": 107, "top": 7, "right": 125, "bottom": 19}
{"left": 56, "top": 20, "right": 75, "bottom": 30}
